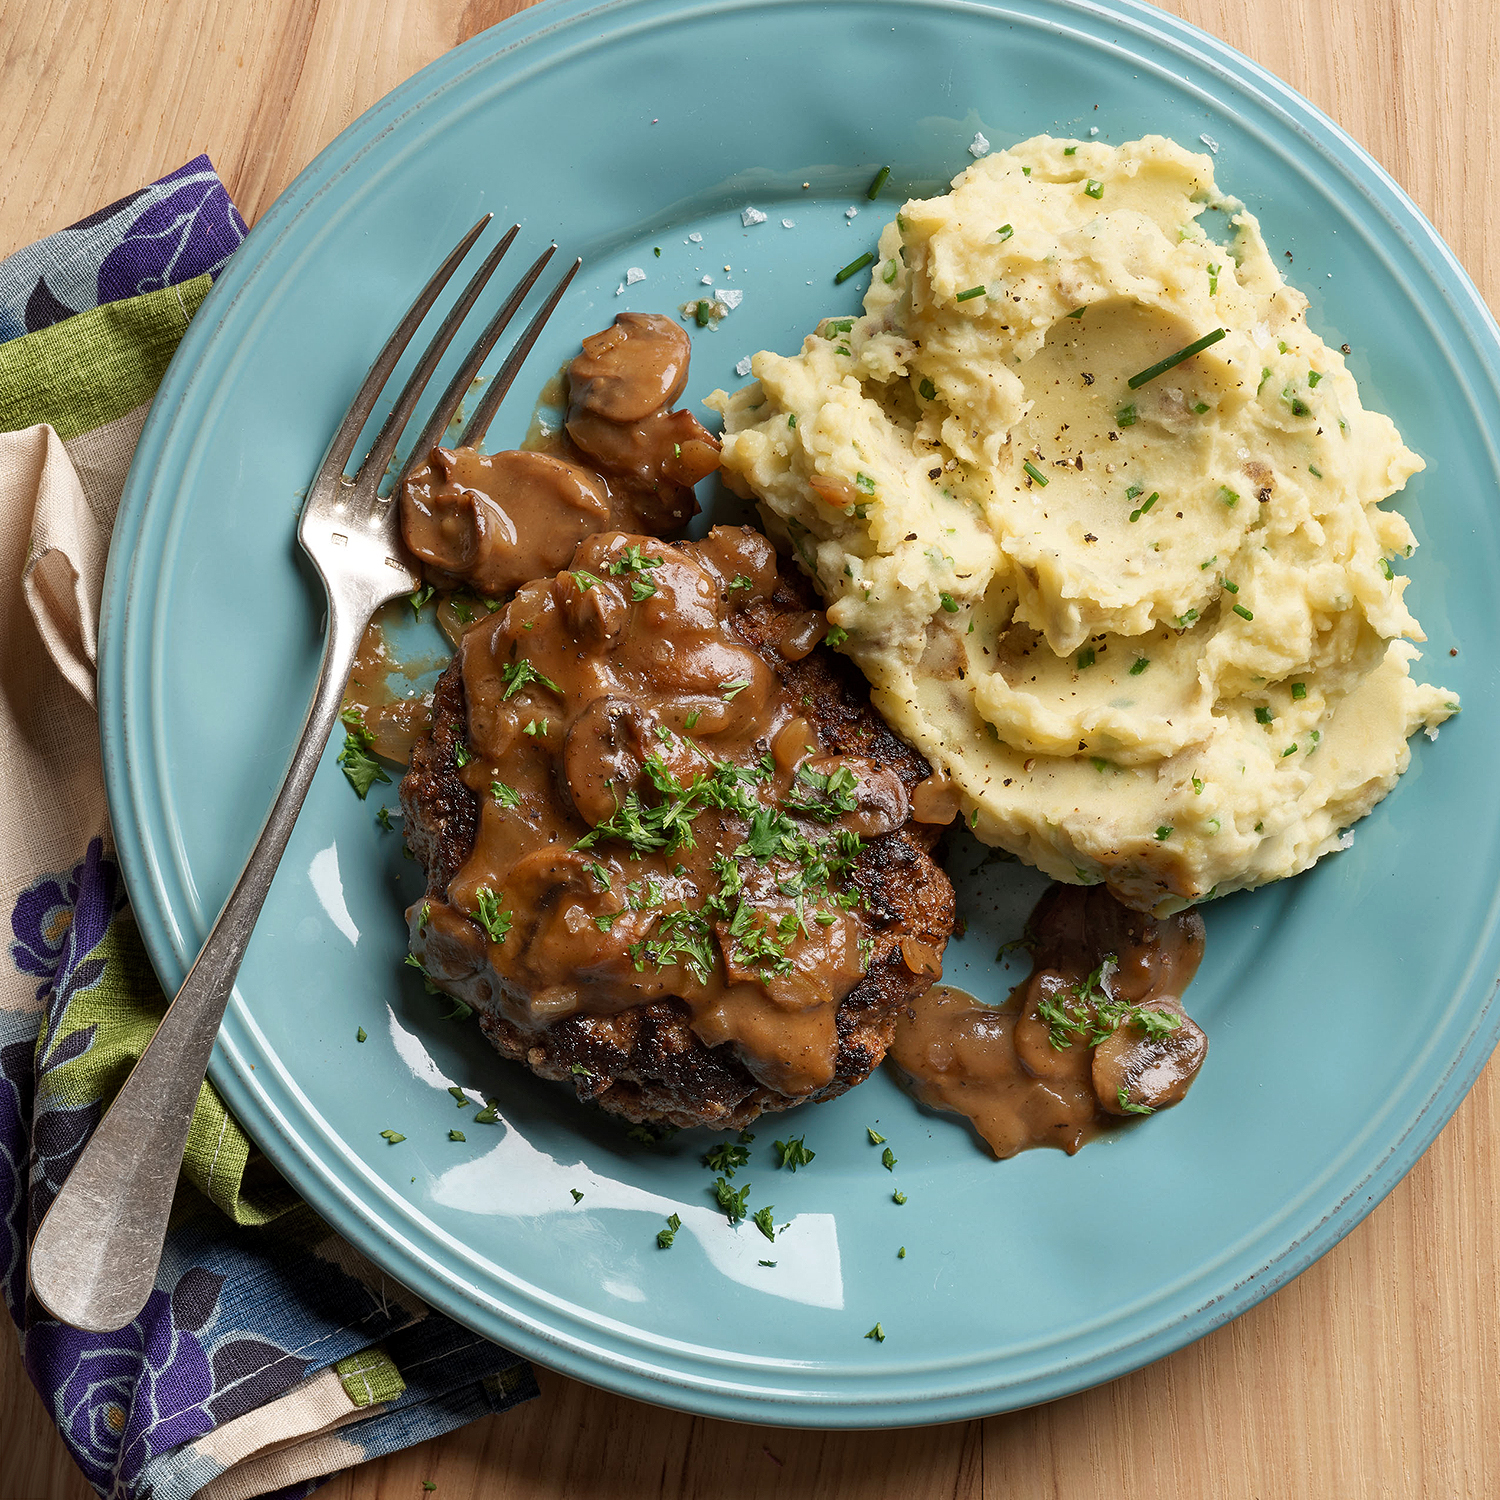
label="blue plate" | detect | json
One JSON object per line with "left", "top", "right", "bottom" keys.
{"left": 100, "top": 0, "right": 1500, "bottom": 1425}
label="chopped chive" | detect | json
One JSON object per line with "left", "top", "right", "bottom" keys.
{"left": 940, "top": 591, "right": 960, "bottom": 613}
{"left": 866, "top": 1323, "right": 886, "bottom": 1342}
{"left": 835, "top": 251, "right": 875, "bottom": 284}
{"left": 1232, "top": 603, "right": 1254, "bottom": 620}
{"left": 997, "top": 223, "right": 1013, "bottom": 240}
{"left": 1379, "top": 557, "right": 1394, "bottom": 580}
{"left": 955, "top": 285, "right": 986, "bottom": 302}
{"left": 1193, "top": 401, "right": 1209, "bottom": 413}
{"left": 1127, "top": 327, "right": 1227, "bottom": 389}
{"left": 1221, "top": 579, "right": 1238, "bottom": 593}
{"left": 1022, "top": 460, "right": 1049, "bottom": 486}
{"left": 1127, "top": 491, "right": 1159, "bottom": 523}
{"left": 1067, "top": 305, "right": 1086, "bottom": 318}
{"left": 883, "top": 259, "right": 898, "bottom": 284}
{"left": 918, "top": 377, "right": 937, "bottom": 400}
{"left": 1281, "top": 745, "right": 1298, "bottom": 757}
{"left": 1155, "top": 825, "right": 1173, "bottom": 841}
{"left": 1130, "top": 657, "right": 1149, "bottom": 675}
{"left": 1084, "top": 179, "right": 1104, "bottom": 198}
{"left": 1115, "top": 403, "right": 1138, "bottom": 428}
{"left": 1291, "top": 682, "right": 1307, "bottom": 700}
{"left": 1192, "top": 775, "right": 1204, "bottom": 795}
{"left": 1064, "top": 145, "right": 1078, "bottom": 155}
{"left": 1176, "top": 608, "right": 1199, "bottom": 628}
{"left": 1308, "top": 464, "right": 1323, "bottom": 478}
{"left": 867, "top": 165, "right": 891, "bottom": 199}
{"left": 1308, "top": 370, "right": 1323, "bottom": 386}
{"left": 1091, "top": 756, "right": 1109, "bottom": 772}
{"left": 695, "top": 300, "right": 711, "bottom": 327}
{"left": 1208, "top": 263, "right": 1220, "bottom": 295}
{"left": 356, "top": 1027, "right": 367, "bottom": 1043}
{"left": 1255, "top": 705, "right": 1273, "bottom": 725}
{"left": 1077, "top": 646, "right": 1096, "bottom": 670}
{"left": 450, "top": 1129, "right": 466, "bottom": 1141}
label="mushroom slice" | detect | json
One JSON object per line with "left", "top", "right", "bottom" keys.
{"left": 1092, "top": 999, "right": 1207, "bottom": 1115}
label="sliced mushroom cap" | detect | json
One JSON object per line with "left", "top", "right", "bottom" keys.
{"left": 565, "top": 407, "right": 721, "bottom": 490}
{"left": 1011, "top": 970, "right": 1090, "bottom": 1081}
{"left": 568, "top": 312, "right": 692, "bottom": 423}
{"left": 1092, "top": 999, "right": 1207, "bottom": 1115}
{"left": 791, "top": 753, "right": 910, "bottom": 838}
{"left": 561, "top": 695, "right": 658, "bottom": 827}
{"left": 400, "top": 448, "right": 610, "bottom": 596}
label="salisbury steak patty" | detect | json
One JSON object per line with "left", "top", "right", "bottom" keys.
{"left": 400, "top": 525, "right": 955, "bottom": 1130}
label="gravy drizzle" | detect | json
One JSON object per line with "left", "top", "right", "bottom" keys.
{"left": 891, "top": 884, "right": 1207, "bottom": 1157}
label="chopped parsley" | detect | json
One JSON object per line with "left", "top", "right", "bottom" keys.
{"left": 825, "top": 625, "right": 849, "bottom": 647}
{"left": 752, "top": 1206, "right": 777, "bottom": 1241}
{"left": 892, "top": 1190, "right": 907, "bottom": 1205}
{"left": 1155, "top": 825, "right": 1173, "bottom": 841}
{"left": 1130, "top": 657, "right": 1150, "bottom": 676}
{"left": 996, "top": 223, "right": 1013, "bottom": 240}
{"left": 450, "top": 1129, "right": 466, "bottom": 1141}
{"left": 867, "top": 1127, "right": 886, "bottom": 1144}
{"left": 880, "top": 1147, "right": 896, "bottom": 1171}
{"left": 759, "top": 1259, "right": 778, "bottom": 1267}
{"left": 704, "top": 1141, "right": 752, "bottom": 1177}
{"left": 918, "top": 377, "right": 937, "bottom": 400}
{"left": 1127, "top": 327, "right": 1226, "bottom": 390}
{"left": 375, "top": 805, "right": 393, "bottom": 831}
{"left": 713, "top": 1176, "right": 751, "bottom": 1224}
{"left": 408, "top": 582, "right": 435, "bottom": 618}
{"left": 728, "top": 573, "right": 754, "bottom": 593}
{"left": 1084, "top": 179, "right": 1104, "bottom": 199}
{"left": 379, "top": 1129, "right": 405, "bottom": 1144}
{"left": 774, "top": 1136, "right": 816, "bottom": 1171}
{"left": 865, "top": 1323, "right": 887, "bottom": 1342}
{"left": 570, "top": 1189, "right": 584, "bottom": 1204}
{"left": 448, "top": 1086, "right": 469, "bottom": 1106}
{"left": 719, "top": 677, "right": 751, "bottom": 701}
{"left": 939, "top": 592, "right": 960, "bottom": 613}
{"left": 1118, "top": 1087, "right": 1154, "bottom": 1116}
{"left": 657, "top": 1213, "right": 682, "bottom": 1249}
{"left": 1115, "top": 403, "right": 1138, "bottom": 428}
{"left": 784, "top": 761, "right": 860, "bottom": 820}
{"left": 337, "top": 709, "right": 391, "bottom": 799}
{"left": 473, "top": 887, "right": 512, "bottom": 944}
{"left": 491, "top": 779, "right": 520, "bottom": 807}
{"left": 1219, "top": 485, "right": 1239, "bottom": 507}
{"left": 454, "top": 741, "right": 472, "bottom": 768}
{"left": 356, "top": 1027, "right": 367, "bottom": 1043}
{"left": 500, "top": 658, "right": 559, "bottom": 700}
{"left": 570, "top": 569, "right": 600, "bottom": 591}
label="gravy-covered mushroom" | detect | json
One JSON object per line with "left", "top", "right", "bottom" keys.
{"left": 1092, "top": 999, "right": 1208, "bottom": 1115}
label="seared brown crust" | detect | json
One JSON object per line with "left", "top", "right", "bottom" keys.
{"left": 400, "top": 545, "right": 956, "bottom": 1131}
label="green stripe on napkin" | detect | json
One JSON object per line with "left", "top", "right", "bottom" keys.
{"left": 0, "top": 273, "right": 210, "bottom": 439}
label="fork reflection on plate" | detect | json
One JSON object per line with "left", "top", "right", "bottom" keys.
{"left": 28, "top": 218, "right": 580, "bottom": 1333}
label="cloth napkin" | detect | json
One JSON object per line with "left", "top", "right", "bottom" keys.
{"left": 1, "top": 159, "right": 537, "bottom": 1500}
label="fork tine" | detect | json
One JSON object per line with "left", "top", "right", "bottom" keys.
{"left": 352, "top": 224, "right": 520, "bottom": 490}
{"left": 318, "top": 215, "right": 492, "bottom": 486}
{"left": 396, "top": 243, "right": 558, "bottom": 483}
{"left": 458, "top": 257, "right": 583, "bottom": 450}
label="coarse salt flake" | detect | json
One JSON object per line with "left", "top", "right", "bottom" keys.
{"left": 1199, "top": 133, "right": 1220, "bottom": 154}
{"left": 735, "top": 356, "right": 753, "bottom": 377}
{"left": 716, "top": 288, "right": 744, "bottom": 310}
{"left": 615, "top": 282, "right": 626, "bottom": 296}
{"left": 845, "top": 206, "right": 859, "bottom": 219}
{"left": 1335, "top": 829, "right": 1355, "bottom": 851}
{"left": 701, "top": 275, "right": 714, "bottom": 285}
{"left": 1089, "top": 126, "right": 1099, "bottom": 136}
{"left": 625, "top": 266, "right": 646, "bottom": 285}
{"left": 969, "top": 131, "right": 990, "bottom": 158}
{"left": 782, "top": 219, "right": 796, "bottom": 228}
{"left": 741, "top": 207, "right": 768, "bottom": 226}
{"left": 688, "top": 232, "right": 703, "bottom": 243}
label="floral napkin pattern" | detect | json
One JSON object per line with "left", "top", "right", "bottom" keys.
{"left": 1, "top": 160, "right": 536, "bottom": 1500}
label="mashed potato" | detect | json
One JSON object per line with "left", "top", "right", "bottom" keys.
{"left": 708, "top": 135, "right": 1457, "bottom": 912}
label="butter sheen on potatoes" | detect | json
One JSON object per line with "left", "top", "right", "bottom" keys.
{"left": 709, "top": 135, "right": 1456, "bottom": 913}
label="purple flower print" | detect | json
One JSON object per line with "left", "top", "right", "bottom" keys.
{"left": 33, "top": 1268, "right": 223, "bottom": 1497}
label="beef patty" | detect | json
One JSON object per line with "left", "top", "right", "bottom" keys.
{"left": 400, "top": 525, "right": 956, "bottom": 1131}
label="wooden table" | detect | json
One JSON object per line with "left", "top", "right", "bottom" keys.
{"left": 3, "top": 2, "right": 1498, "bottom": 1495}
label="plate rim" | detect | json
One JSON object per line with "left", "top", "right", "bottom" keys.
{"left": 98, "top": 0, "right": 1500, "bottom": 1426}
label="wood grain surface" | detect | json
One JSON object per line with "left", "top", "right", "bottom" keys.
{"left": 2, "top": 2, "right": 1497, "bottom": 1496}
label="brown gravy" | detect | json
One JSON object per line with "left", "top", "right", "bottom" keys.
{"left": 890, "top": 884, "right": 1207, "bottom": 1157}
{"left": 413, "top": 526, "right": 921, "bottom": 1098}
{"left": 342, "top": 602, "right": 435, "bottom": 766}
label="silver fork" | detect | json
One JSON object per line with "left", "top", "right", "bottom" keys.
{"left": 29, "top": 217, "right": 581, "bottom": 1332}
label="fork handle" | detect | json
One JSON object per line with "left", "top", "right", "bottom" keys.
{"left": 28, "top": 598, "right": 372, "bottom": 1332}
